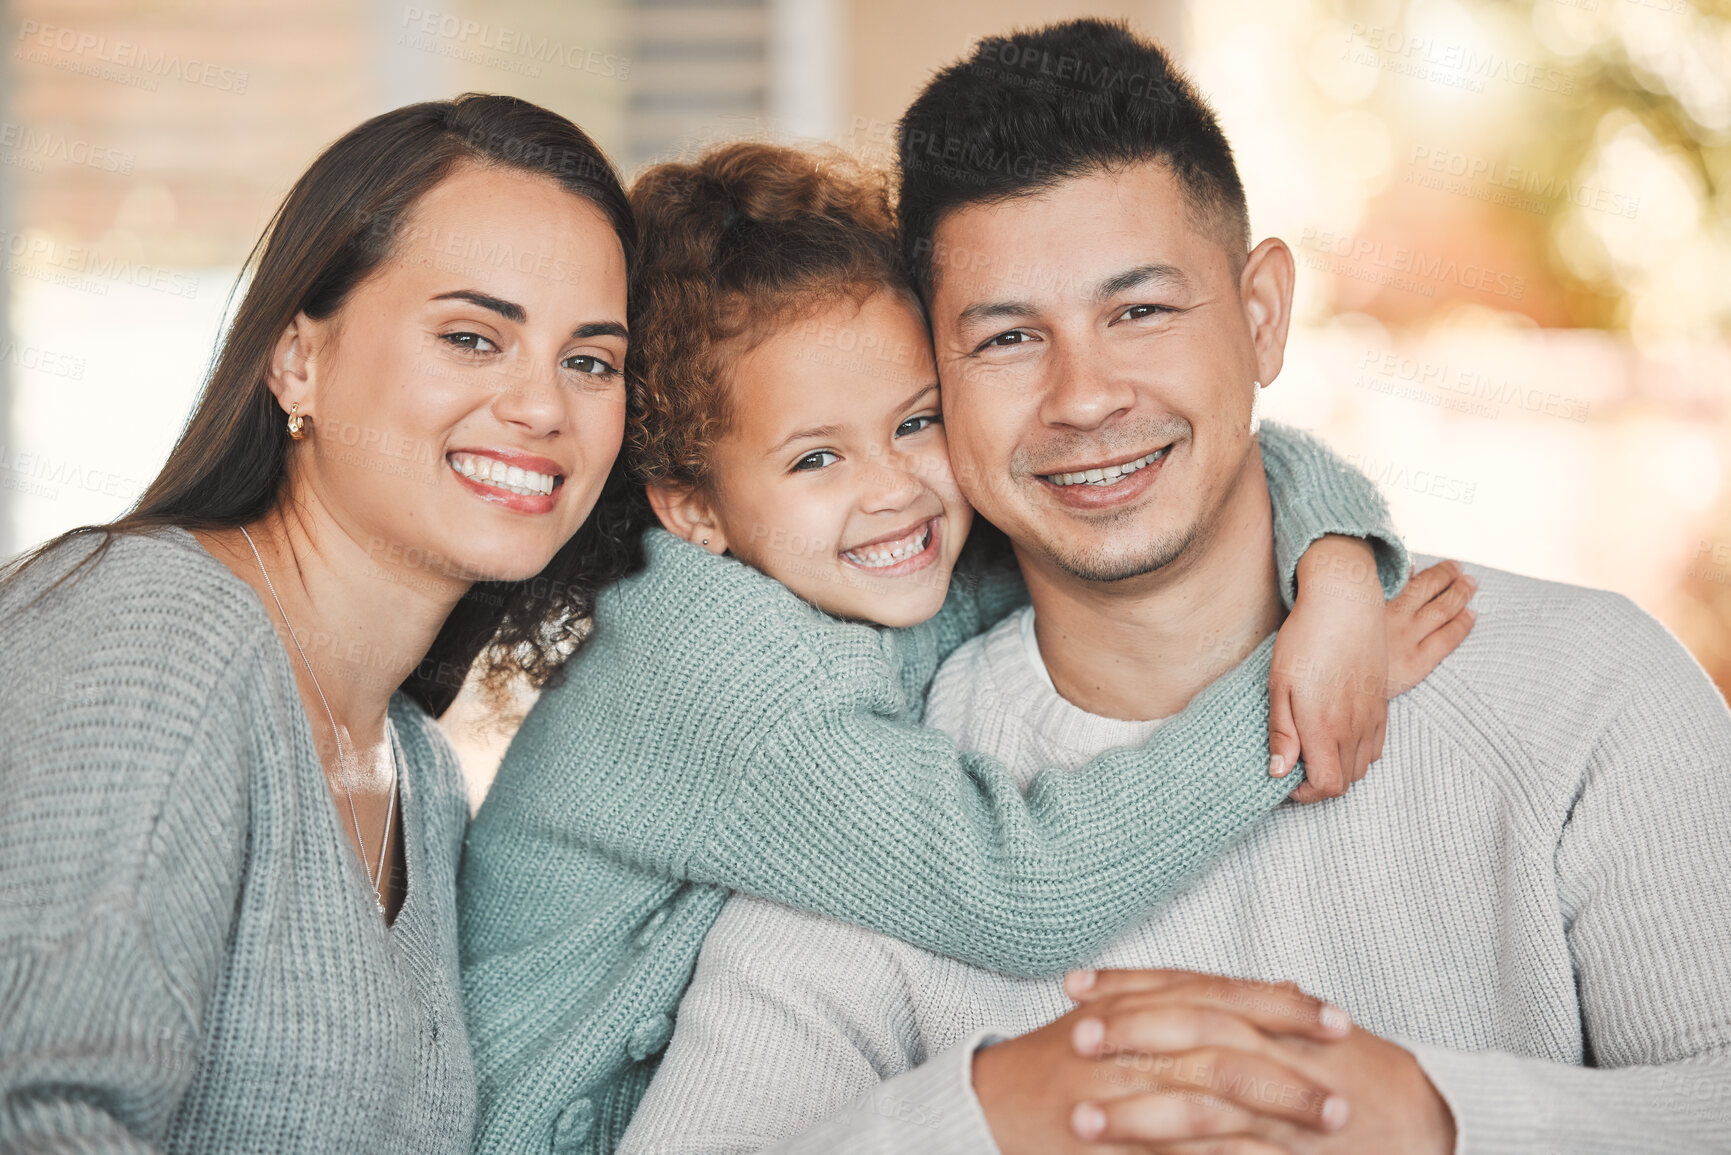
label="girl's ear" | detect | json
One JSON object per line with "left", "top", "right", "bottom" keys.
{"left": 645, "top": 482, "right": 728, "bottom": 554}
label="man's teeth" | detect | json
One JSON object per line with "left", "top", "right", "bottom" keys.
{"left": 844, "top": 524, "right": 932, "bottom": 569}
{"left": 1045, "top": 447, "right": 1168, "bottom": 488}
{"left": 448, "top": 452, "right": 557, "bottom": 497}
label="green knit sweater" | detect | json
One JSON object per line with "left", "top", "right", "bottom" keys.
{"left": 0, "top": 528, "right": 476, "bottom": 1154}
{"left": 458, "top": 422, "right": 1408, "bottom": 1155}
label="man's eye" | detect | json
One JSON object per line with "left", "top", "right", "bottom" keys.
{"left": 1116, "top": 304, "right": 1171, "bottom": 323}
{"left": 441, "top": 331, "right": 497, "bottom": 353}
{"left": 562, "top": 354, "right": 620, "bottom": 377}
{"left": 896, "top": 414, "right": 940, "bottom": 438}
{"left": 981, "top": 329, "right": 1035, "bottom": 350}
{"left": 792, "top": 450, "right": 839, "bottom": 472}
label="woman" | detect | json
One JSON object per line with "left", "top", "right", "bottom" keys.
{"left": 0, "top": 94, "right": 635, "bottom": 1152}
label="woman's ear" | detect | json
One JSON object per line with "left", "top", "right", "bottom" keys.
{"left": 267, "top": 311, "right": 321, "bottom": 413}
{"left": 645, "top": 482, "right": 727, "bottom": 553}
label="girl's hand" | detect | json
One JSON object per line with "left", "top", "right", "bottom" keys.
{"left": 1270, "top": 544, "right": 1477, "bottom": 805}
{"left": 1270, "top": 537, "right": 1387, "bottom": 804}
{"left": 1385, "top": 558, "right": 1477, "bottom": 697}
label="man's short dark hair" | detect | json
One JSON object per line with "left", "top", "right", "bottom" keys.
{"left": 896, "top": 18, "right": 1251, "bottom": 300}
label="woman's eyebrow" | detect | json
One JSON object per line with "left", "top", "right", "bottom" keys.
{"left": 430, "top": 293, "right": 625, "bottom": 343}
{"left": 431, "top": 289, "right": 526, "bottom": 324}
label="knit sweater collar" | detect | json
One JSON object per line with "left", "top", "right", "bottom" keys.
{"left": 964, "top": 608, "right": 1168, "bottom": 778}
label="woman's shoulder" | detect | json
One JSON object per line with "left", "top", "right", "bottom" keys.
{"left": 0, "top": 531, "right": 280, "bottom": 997}
{"left": 5, "top": 525, "right": 271, "bottom": 633}
{"left": 0, "top": 526, "right": 281, "bottom": 718}
{"left": 0, "top": 529, "right": 279, "bottom": 916}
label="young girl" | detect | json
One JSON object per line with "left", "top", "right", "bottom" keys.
{"left": 458, "top": 143, "right": 1474, "bottom": 1153}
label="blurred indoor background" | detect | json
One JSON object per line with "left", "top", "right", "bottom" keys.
{"left": 7, "top": 0, "right": 1729, "bottom": 800}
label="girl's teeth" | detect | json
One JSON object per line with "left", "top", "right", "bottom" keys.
{"left": 845, "top": 524, "right": 932, "bottom": 569}
{"left": 1046, "top": 448, "right": 1167, "bottom": 488}
{"left": 448, "top": 453, "right": 557, "bottom": 497}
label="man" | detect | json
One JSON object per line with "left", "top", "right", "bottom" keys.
{"left": 618, "top": 19, "right": 1731, "bottom": 1154}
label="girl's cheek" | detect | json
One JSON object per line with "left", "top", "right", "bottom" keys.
{"left": 923, "top": 449, "right": 965, "bottom": 499}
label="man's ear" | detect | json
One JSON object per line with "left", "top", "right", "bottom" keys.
{"left": 267, "top": 311, "right": 322, "bottom": 416}
{"left": 1240, "top": 238, "right": 1295, "bottom": 388}
{"left": 645, "top": 482, "right": 727, "bottom": 553}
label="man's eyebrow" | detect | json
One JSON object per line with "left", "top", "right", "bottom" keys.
{"left": 1093, "top": 263, "right": 1190, "bottom": 300}
{"left": 952, "top": 264, "right": 1190, "bottom": 328}
{"left": 956, "top": 300, "right": 1037, "bottom": 328}
{"left": 431, "top": 290, "right": 526, "bottom": 324}
{"left": 574, "top": 321, "right": 628, "bottom": 341}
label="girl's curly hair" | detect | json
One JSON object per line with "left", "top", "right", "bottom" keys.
{"left": 621, "top": 142, "right": 915, "bottom": 511}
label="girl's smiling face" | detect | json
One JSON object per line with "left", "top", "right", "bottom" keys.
{"left": 649, "top": 289, "right": 972, "bottom": 627}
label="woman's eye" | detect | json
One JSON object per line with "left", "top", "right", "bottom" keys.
{"left": 896, "top": 414, "right": 940, "bottom": 438}
{"left": 792, "top": 450, "right": 839, "bottom": 472}
{"left": 441, "top": 331, "right": 498, "bottom": 354}
{"left": 1116, "top": 304, "right": 1170, "bottom": 323}
{"left": 562, "top": 354, "right": 620, "bottom": 377}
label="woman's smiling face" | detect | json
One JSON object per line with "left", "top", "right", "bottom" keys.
{"left": 654, "top": 289, "right": 972, "bottom": 627}
{"left": 279, "top": 163, "right": 630, "bottom": 586}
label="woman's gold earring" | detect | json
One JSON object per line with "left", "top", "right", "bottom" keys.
{"left": 286, "top": 403, "right": 308, "bottom": 441}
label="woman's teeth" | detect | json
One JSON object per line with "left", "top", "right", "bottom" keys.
{"left": 1045, "top": 447, "right": 1168, "bottom": 488}
{"left": 844, "top": 523, "right": 932, "bottom": 569}
{"left": 448, "top": 452, "right": 557, "bottom": 497}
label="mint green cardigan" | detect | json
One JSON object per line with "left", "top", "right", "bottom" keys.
{"left": 458, "top": 422, "right": 1407, "bottom": 1154}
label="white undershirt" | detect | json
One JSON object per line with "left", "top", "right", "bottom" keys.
{"left": 1016, "top": 605, "right": 1058, "bottom": 694}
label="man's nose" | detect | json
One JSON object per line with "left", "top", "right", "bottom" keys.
{"left": 1037, "top": 340, "right": 1136, "bottom": 431}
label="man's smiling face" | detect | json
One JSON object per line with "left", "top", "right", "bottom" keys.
{"left": 930, "top": 159, "right": 1276, "bottom": 587}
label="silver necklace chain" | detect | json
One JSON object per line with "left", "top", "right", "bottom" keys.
{"left": 239, "top": 525, "right": 397, "bottom": 914}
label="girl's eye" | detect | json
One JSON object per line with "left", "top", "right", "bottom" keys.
{"left": 441, "top": 331, "right": 497, "bottom": 353}
{"left": 792, "top": 450, "right": 839, "bottom": 472}
{"left": 1115, "top": 304, "right": 1171, "bottom": 323}
{"left": 896, "top": 414, "right": 940, "bottom": 438}
{"left": 562, "top": 353, "right": 620, "bottom": 377}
